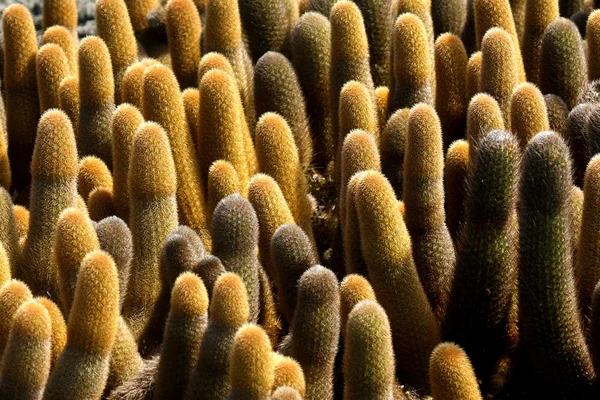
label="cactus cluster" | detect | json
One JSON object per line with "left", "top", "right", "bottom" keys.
{"left": 2, "top": 0, "right": 600, "bottom": 399}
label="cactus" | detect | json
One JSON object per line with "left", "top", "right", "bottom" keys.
{"left": 461, "top": 0, "right": 477, "bottom": 54}
{"left": 44, "top": 251, "right": 120, "bottom": 400}
{"left": 123, "top": 0, "right": 159, "bottom": 33}
{"left": 466, "top": 94, "right": 505, "bottom": 162}
{"left": 255, "top": 52, "right": 313, "bottom": 168}
{"left": 3, "top": 4, "right": 40, "bottom": 188}
{"left": 42, "top": 0, "right": 77, "bottom": 31}
{"left": 0, "top": 188, "right": 20, "bottom": 274}
{"left": 480, "top": 28, "right": 520, "bottom": 130}
{"left": 522, "top": 0, "right": 559, "bottom": 85}
{"left": 0, "top": 244, "right": 10, "bottom": 287}
{"left": 193, "top": 255, "right": 226, "bottom": 299}
{"left": 228, "top": 324, "right": 274, "bottom": 400}
{"left": 166, "top": 0, "right": 201, "bottom": 89}
{"left": 380, "top": 109, "right": 409, "bottom": 197}
{"left": 207, "top": 160, "right": 241, "bottom": 222}
{"left": 466, "top": 51, "right": 482, "bottom": 100}
{"left": 444, "top": 140, "right": 469, "bottom": 243}
{"left": 403, "top": 104, "right": 456, "bottom": 320}
{"left": 588, "top": 11, "right": 600, "bottom": 82}
{"left": 429, "top": 342, "right": 483, "bottom": 400}
{"left": 343, "top": 172, "right": 370, "bottom": 277}
{"left": 270, "top": 224, "right": 317, "bottom": 323}
{"left": 291, "top": 12, "right": 333, "bottom": 169}
{"left": 272, "top": 387, "right": 302, "bottom": 400}
{"left": 55, "top": 207, "right": 100, "bottom": 315}
{"left": 36, "top": 44, "right": 70, "bottom": 113}
{"left": 106, "top": 317, "right": 143, "bottom": 393}
{"left": 95, "top": 217, "right": 133, "bottom": 310}
{"left": 122, "top": 122, "right": 178, "bottom": 339}
{"left": 154, "top": 273, "right": 209, "bottom": 400}
{"left": 444, "top": 130, "right": 519, "bottom": 388}
{"left": 539, "top": 18, "right": 586, "bottom": 109}
{"left": 0, "top": 300, "right": 51, "bottom": 399}
{"left": 518, "top": 132, "right": 595, "bottom": 397}
{"left": 185, "top": 273, "right": 249, "bottom": 400}
{"left": 545, "top": 94, "right": 569, "bottom": 136}
{"left": 199, "top": 70, "right": 250, "bottom": 196}
{"left": 375, "top": 87, "right": 389, "bottom": 134}
{"left": 343, "top": 300, "right": 396, "bottom": 400}
{"left": 182, "top": 88, "right": 200, "bottom": 148}
{"left": 473, "top": 0, "right": 525, "bottom": 81}
{"left": 143, "top": 64, "right": 210, "bottom": 248}
{"left": 255, "top": 113, "right": 313, "bottom": 241}
{"left": 511, "top": 83, "right": 550, "bottom": 149}
{"left": 248, "top": 174, "right": 295, "bottom": 282}
{"left": 434, "top": 33, "right": 468, "bottom": 149}
{"left": 257, "top": 265, "right": 281, "bottom": 358}
{"left": 432, "top": 0, "right": 467, "bottom": 36}
{"left": 58, "top": 76, "right": 80, "bottom": 138}
{"left": 389, "top": 14, "right": 433, "bottom": 114}
{"left": 77, "top": 156, "right": 114, "bottom": 201}
{"left": 352, "top": 0, "right": 393, "bottom": 88}
{"left": 339, "top": 274, "right": 376, "bottom": 336}
{"left": 355, "top": 170, "right": 440, "bottom": 391}
{"left": 575, "top": 155, "right": 600, "bottom": 316}
{"left": 96, "top": 0, "right": 138, "bottom": 105}
{"left": 41, "top": 26, "right": 78, "bottom": 76}
{"left": 88, "top": 188, "right": 116, "bottom": 222}
{"left": 589, "top": 106, "right": 600, "bottom": 157}
{"left": 212, "top": 194, "right": 261, "bottom": 322}
{"left": 0, "top": 280, "right": 32, "bottom": 357}
{"left": 287, "top": 265, "right": 340, "bottom": 400}
{"left": 338, "top": 81, "right": 379, "bottom": 160}
{"left": 238, "top": 0, "right": 297, "bottom": 62}
{"left": 566, "top": 104, "right": 596, "bottom": 187}
{"left": 121, "top": 60, "right": 158, "bottom": 109}
{"left": 330, "top": 1, "right": 374, "bottom": 148}
{"left": 198, "top": 52, "right": 236, "bottom": 79}
{"left": 560, "top": 0, "right": 583, "bottom": 17}
{"left": 14, "top": 205, "right": 29, "bottom": 242}
{"left": 20, "top": 110, "right": 78, "bottom": 299}
{"left": 111, "top": 104, "right": 144, "bottom": 222}
{"left": 273, "top": 354, "right": 306, "bottom": 398}
{"left": 0, "top": 125, "right": 10, "bottom": 192}
{"left": 204, "top": 0, "right": 255, "bottom": 128}
{"left": 591, "top": 282, "right": 600, "bottom": 371}
{"left": 36, "top": 297, "right": 67, "bottom": 370}
{"left": 78, "top": 36, "right": 115, "bottom": 166}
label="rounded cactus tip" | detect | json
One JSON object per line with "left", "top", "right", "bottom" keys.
{"left": 230, "top": 323, "right": 274, "bottom": 395}
{"left": 170, "top": 272, "right": 209, "bottom": 316}
{"left": 272, "top": 386, "right": 302, "bottom": 400}
{"left": 12, "top": 299, "right": 52, "bottom": 339}
{"left": 31, "top": 109, "right": 77, "bottom": 181}
{"left": 430, "top": 342, "right": 483, "bottom": 400}
{"left": 211, "top": 272, "right": 250, "bottom": 327}
{"left": 212, "top": 194, "right": 258, "bottom": 253}
{"left": 394, "top": 12, "right": 432, "bottom": 86}
{"left": 298, "top": 265, "right": 339, "bottom": 304}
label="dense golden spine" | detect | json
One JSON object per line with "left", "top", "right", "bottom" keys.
{"left": 435, "top": 34, "right": 468, "bottom": 149}
{"left": 330, "top": 1, "right": 374, "bottom": 150}
{"left": 255, "top": 113, "right": 313, "bottom": 242}
{"left": 466, "top": 94, "right": 505, "bottom": 162}
{"left": 466, "top": 51, "right": 482, "bottom": 100}
{"left": 288, "top": 266, "right": 340, "bottom": 400}
{"left": 0, "top": 280, "right": 33, "bottom": 357}
{"left": 273, "top": 354, "right": 306, "bottom": 398}
{"left": 511, "top": 83, "right": 550, "bottom": 149}
{"left": 36, "top": 297, "right": 67, "bottom": 370}
{"left": 380, "top": 108, "right": 409, "bottom": 197}
{"left": 539, "top": 18, "right": 586, "bottom": 109}
{"left": 44, "top": 251, "right": 120, "bottom": 400}
{"left": 41, "top": 26, "right": 78, "bottom": 76}
{"left": 58, "top": 76, "right": 80, "bottom": 138}
{"left": 183, "top": 89, "right": 200, "bottom": 149}
{"left": 228, "top": 324, "right": 274, "bottom": 400}
{"left": 204, "top": 0, "right": 255, "bottom": 128}
{"left": 77, "top": 156, "right": 114, "bottom": 201}
{"left": 87, "top": 188, "right": 116, "bottom": 221}
{"left": 78, "top": 36, "right": 115, "bottom": 166}
{"left": 444, "top": 140, "right": 469, "bottom": 243}
{"left": 122, "top": 122, "right": 179, "bottom": 339}
{"left": 429, "top": 343, "right": 483, "bottom": 400}
{"left": 96, "top": 0, "right": 138, "bottom": 105}
{"left": 255, "top": 52, "right": 313, "bottom": 168}
{"left": 272, "top": 387, "right": 302, "bottom": 400}
{"left": 20, "top": 110, "right": 78, "bottom": 300}
{"left": 355, "top": 171, "right": 440, "bottom": 391}
{"left": 343, "top": 300, "right": 396, "bottom": 400}
{"left": 14, "top": 205, "right": 29, "bottom": 243}
{"left": 185, "top": 273, "right": 249, "bottom": 400}
{"left": 207, "top": 160, "right": 241, "bottom": 222}
{"left": 106, "top": 317, "right": 143, "bottom": 393}
{"left": 339, "top": 274, "right": 377, "bottom": 336}
{"left": 403, "top": 104, "right": 456, "bottom": 320}
{"left": 588, "top": 11, "right": 600, "bottom": 81}
{"left": 291, "top": 12, "right": 333, "bottom": 169}
{"left": 55, "top": 208, "right": 100, "bottom": 315}
{"left": 343, "top": 173, "right": 369, "bottom": 277}
{"left": 0, "top": 188, "right": 20, "bottom": 275}
{"left": 0, "top": 300, "right": 51, "bottom": 399}
{"left": 199, "top": 70, "right": 249, "bottom": 196}
{"left": 212, "top": 194, "right": 261, "bottom": 322}
{"left": 42, "top": 0, "right": 77, "bottom": 32}
{"left": 143, "top": 64, "right": 210, "bottom": 247}
{"left": 3, "top": 4, "right": 40, "bottom": 188}
{"left": 124, "top": 0, "right": 159, "bottom": 33}
{"left": 480, "top": 28, "right": 520, "bottom": 130}
{"left": 112, "top": 104, "right": 144, "bottom": 222}
{"left": 0, "top": 244, "right": 10, "bottom": 287}
{"left": 36, "top": 44, "right": 70, "bottom": 113}
{"left": 0, "top": 124, "right": 10, "bottom": 192}
{"left": 154, "top": 273, "right": 209, "bottom": 400}
{"left": 338, "top": 81, "right": 379, "bottom": 154}
{"left": 166, "top": 0, "right": 202, "bottom": 89}
{"left": 389, "top": 13, "right": 432, "bottom": 114}
{"left": 522, "top": 0, "right": 559, "bottom": 85}
{"left": 121, "top": 60, "right": 158, "bottom": 110}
